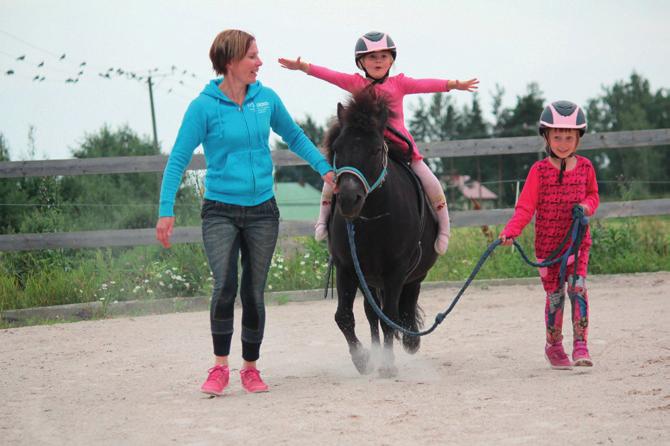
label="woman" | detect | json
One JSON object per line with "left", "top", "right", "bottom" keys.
{"left": 156, "top": 29, "right": 334, "bottom": 395}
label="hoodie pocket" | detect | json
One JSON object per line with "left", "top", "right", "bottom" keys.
{"left": 251, "top": 148, "right": 274, "bottom": 194}
{"left": 207, "top": 150, "right": 254, "bottom": 196}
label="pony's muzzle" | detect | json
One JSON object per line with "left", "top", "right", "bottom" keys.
{"left": 336, "top": 176, "right": 366, "bottom": 218}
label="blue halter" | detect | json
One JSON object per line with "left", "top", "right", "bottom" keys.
{"left": 333, "top": 141, "right": 388, "bottom": 195}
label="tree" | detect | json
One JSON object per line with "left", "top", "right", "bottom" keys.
{"left": 586, "top": 72, "right": 670, "bottom": 198}
{"left": 0, "top": 130, "right": 65, "bottom": 234}
{"left": 0, "top": 133, "right": 9, "bottom": 162}
{"left": 0, "top": 133, "right": 27, "bottom": 232}
{"left": 492, "top": 83, "right": 545, "bottom": 205}
{"left": 409, "top": 93, "right": 462, "bottom": 182}
{"left": 408, "top": 86, "right": 545, "bottom": 208}
{"left": 60, "top": 125, "right": 200, "bottom": 229}
{"left": 496, "top": 82, "right": 545, "bottom": 138}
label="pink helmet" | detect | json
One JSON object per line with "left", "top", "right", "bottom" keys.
{"left": 538, "top": 100, "right": 587, "bottom": 136}
{"left": 354, "top": 31, "right": 396, "bottom": 69}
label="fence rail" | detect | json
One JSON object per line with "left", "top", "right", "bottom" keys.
{"left": 1, "top": 198, "right": 669, "bottom": 252}
{"left": 1, "top": 129, "right": 668, "bottom": 178}
{"left": 1, "top": 128, "right": 669, "bottom": 252}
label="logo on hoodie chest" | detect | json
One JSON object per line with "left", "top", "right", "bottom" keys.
{"left": 247, "top": 101, "right": 270, "bottom": 114}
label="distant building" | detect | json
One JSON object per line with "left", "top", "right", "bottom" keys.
{"left": 274, "top": 182, "right": 322, "bottom": 220}
{"left": 447, "top": 175, "right": 498, "bottom": 210}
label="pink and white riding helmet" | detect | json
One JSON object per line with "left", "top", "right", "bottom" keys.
{"left": 538, "top": 100, "right": 587, "bottom": 136}
{"left": 354, "top": 31, "right": 397, "bottom": 69}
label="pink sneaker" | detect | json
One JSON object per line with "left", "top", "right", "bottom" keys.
{"left": 200, "top": 365, "right": 229, "bottom": 396}
{"left": 545, "top": 343, "right": 572, "bottom": 370}
{"left": 572, "top": 341, "right": 593, "bottom": 367}
{"left": 240, "top": 367, "right": 269, "bottom": 393}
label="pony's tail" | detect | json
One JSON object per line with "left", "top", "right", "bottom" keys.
{"left": 399, "top": 302, "right": 424, "bottom": 354}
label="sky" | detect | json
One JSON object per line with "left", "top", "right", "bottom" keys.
{"left": 1, "top": 0, "right": 669, "bottom": 161}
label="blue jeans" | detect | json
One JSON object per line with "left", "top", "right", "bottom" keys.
{"left": 201, "top": 197, "right": 279, "bottom": 361}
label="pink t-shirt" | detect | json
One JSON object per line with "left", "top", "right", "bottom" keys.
{"left": 308, "top": 64, "right": 449, "bottom": 161}
{"left": 502, "top": 156, "right": 600, "bottom": 259}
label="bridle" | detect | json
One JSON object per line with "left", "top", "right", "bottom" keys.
{"left": 333, "top": 141, "right": 389, "bottom": 196}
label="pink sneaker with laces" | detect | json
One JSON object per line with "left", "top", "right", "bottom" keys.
{"left": 240, "top": 367, "right": 269, "bottom": 393}
{"left": 572, "top": 341, "right": 593, "bottom": 367}
{"left": 545, "top": 343, "right": 572, "bottom": 370}
{"left": 200, "top": 364, "right": 229, "bottom": 396}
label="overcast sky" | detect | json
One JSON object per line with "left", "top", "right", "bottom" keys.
{"left": 1, "top": 0, "right": 669, "bottom": 160}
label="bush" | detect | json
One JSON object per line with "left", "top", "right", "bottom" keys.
{"left": 0, "top": 217, "right": 668, "bottom": 312}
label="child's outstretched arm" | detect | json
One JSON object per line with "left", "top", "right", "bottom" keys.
{"left": 278, "top": 57, "right": 364, "bottom": 93}
{"left": 278, "top": 56, "right": 309, "bottom": 73}
{"left": 400, "top": 76, "right": 479, "bottom": 95}
{"left": 448, "top": 78, "right": 479, "bottom": 92}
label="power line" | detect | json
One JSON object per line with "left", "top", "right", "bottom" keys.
{"left": 1, "top": 28, "right": 207, "bottom": 88}
{"left": 1, "top": 28, "right": 211, "bottom": 148}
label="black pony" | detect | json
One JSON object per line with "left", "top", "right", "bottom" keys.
{"left": 324, "top": 89, "right": 439, "bottom": 377}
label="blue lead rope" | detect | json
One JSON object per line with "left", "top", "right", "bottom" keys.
{"left": 345, "top": 208, "right": 589, "bottom": 338}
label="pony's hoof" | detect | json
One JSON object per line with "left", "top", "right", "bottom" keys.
{"left": 402, "top": 334, "right": 421, "bottom": 354}
{"left": 378, "top": 365, "right": 398, "bottom": 379}
{"left": 351, "top": 348, "right": 374, "bottom": 375}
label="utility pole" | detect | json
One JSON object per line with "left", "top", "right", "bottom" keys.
{"left": 147, "top": 76, "right": 158, "bottom": 150}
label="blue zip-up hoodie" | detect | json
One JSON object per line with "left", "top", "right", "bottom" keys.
{"left": 159, "top": 79, "right": 333, "bottom": 216}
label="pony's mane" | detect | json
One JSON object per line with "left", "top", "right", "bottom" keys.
{"left": 323, "top": 89, "right": 408, "bottom": 164}
{"left": 343, "top": 89, "right": 393, "bottom": 133}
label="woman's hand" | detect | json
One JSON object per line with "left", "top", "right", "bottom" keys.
{"left": 454, "top": 78, "right": 479, "bottom": 92}
{"left": 156, "top": 216, "right": 175, "bottom": 248}
{"left": 278, "top": 57, "right": 308, "bottom": 72}
{"left": 322, "top": 171, "right": 336, "bottom": 188}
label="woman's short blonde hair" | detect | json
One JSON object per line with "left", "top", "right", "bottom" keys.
{"left": 209, "top": 29, "right": 255, "bottom": 75}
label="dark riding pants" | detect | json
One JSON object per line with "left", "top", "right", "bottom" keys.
{"left": 201, "top": 198, "right": 279, "bottom": 361}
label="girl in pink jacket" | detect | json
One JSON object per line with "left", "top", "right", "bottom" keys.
{"left": 499, "top": 101, "right": 599, "bottom": 370}
{"left": 279, "top": 31, "right": 478, "bottom": 254}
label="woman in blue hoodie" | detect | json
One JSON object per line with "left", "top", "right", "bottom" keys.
{"left": 156, "top": 29, "right": 335, "bottom": 395}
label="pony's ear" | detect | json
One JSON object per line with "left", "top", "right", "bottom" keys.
{"left": 337, "top": 103, "right": 345, "bottom": 124}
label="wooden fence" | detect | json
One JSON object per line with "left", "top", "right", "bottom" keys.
{"left": 1, "top": 129, "right": 669, "bottom": 252}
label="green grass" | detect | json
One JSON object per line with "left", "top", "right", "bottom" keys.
{"left": 1, "top": 216, "right": 668, "bottom": 313}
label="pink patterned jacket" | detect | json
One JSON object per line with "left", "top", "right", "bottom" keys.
{"left": 502, "top": 156, "right": 600, "bottom": 259}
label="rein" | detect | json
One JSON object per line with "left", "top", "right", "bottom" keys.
{"left": 345, "top": 206, "right": 590, "bottom": 337}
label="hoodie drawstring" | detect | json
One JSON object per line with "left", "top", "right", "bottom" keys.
{"left": 217, "top": 100, "right": 225, "bottom": 138}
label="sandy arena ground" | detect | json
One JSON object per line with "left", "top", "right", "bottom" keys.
{"left": 1, "top": 272, "right": 669, "bottom": 445}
